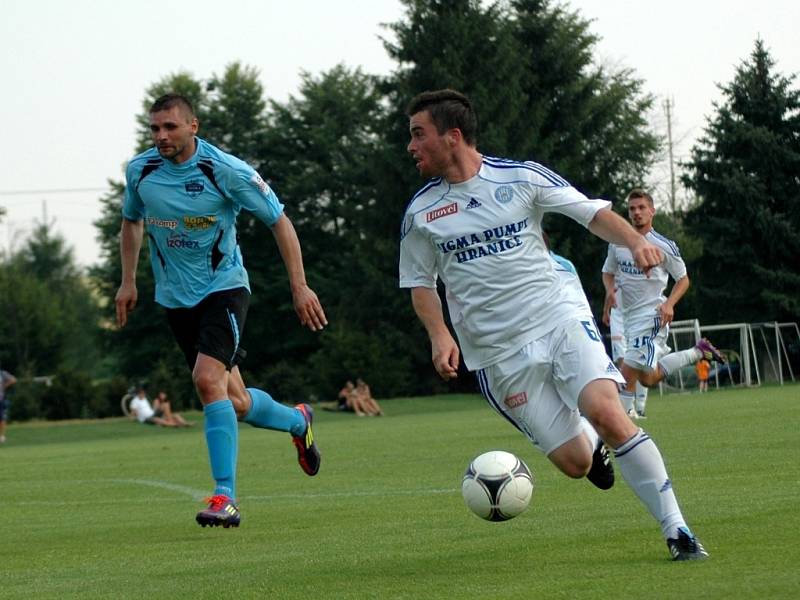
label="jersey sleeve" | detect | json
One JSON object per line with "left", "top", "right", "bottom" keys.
{"left": 223, "top": 158, "right": 285, "bottom": 226}
{"left": 523, "top": 166, "right": 610, "bottom": 227}
{"left": 662, "top": 244, "right": 688, "bottom": 281}
{"left": 122, "top": 161, "right": 145, "bottom": 221}
{"left": 399, "top": 211, "right": 438, "bottom": 289}
{"left": 601, "top": 244, "right": 618, "bottom": 275}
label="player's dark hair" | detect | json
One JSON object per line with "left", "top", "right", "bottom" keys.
{"left": 406, "top": 89, "right": 478, "bottom": 146}
{"left": 150, "top": 93, "right": 195, "bottom": 119}
{"left": 626, "top": 188, "right": 654, "bottom": 206}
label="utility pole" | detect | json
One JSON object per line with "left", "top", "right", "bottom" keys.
{"left": 663, "top": 98, "right": 677, "bottom": 212}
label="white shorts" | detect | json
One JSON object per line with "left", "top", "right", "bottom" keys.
{"left": 623, "top": 314, "right": 671, "bottom": 371}
{"left": 610, "top": 335, "right": 626, "bottom": 363}
{"left": 476, "top": 318, "right": 625, "bottom": 455}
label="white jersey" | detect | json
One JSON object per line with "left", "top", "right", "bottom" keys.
{"left": 399, "top": 156, "right": 609, "bottom": 370}
{"left": 602, "top": 229, "right": 687, "bottom": 322}
{"left": 130, "top": 395, "right": 155, "bottom": 423}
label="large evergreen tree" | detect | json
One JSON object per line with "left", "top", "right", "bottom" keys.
{"left": 683, "top": 40, "right": 800, "bottom": 323}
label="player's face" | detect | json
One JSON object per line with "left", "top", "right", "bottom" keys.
{"left": 628, "top": 197, "right": 655, "bottom": 231}
{"left": 408, "top": 111, "right": 453, "bottom": 178}
{"left": 150, "top": 106, "right": 198, "bottom": 164}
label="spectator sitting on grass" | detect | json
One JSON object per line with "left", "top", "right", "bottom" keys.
{"left": 129, "top": 386, "right": 189, "bottom": 427}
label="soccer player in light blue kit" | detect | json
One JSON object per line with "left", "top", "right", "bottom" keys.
{"left": 400, "top": 89, "right": 708, "bottom": 560}
{"left": 116, "top": 94, "right": 327, "bottom": 528}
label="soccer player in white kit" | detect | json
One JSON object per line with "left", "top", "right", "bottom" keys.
{"left": 602, "top": 190, "right": 725, "bottom": 415}
{"left": 399, "top": 89, "right": 707, "bottom": 560}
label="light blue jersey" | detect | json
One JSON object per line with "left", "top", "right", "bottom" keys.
{"left": 550, "top": 251, "right": 577, "bottom": 275}
{"left": 123, "top": 137, "right": 284, "bottom": 308}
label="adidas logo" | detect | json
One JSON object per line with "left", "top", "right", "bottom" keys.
{"left": 605, "top": 362, "right": 618, "bottom": 374}
{"left": 466, "top": 198, "right": 482, "bottom": 209}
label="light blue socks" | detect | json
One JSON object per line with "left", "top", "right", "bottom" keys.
{"left": 204, "top": 399, "right": 238, "bottom": 498}
{"left": 243, "top": 387, "right": 306, "bottom": 436}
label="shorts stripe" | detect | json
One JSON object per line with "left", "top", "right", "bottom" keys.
{"left": 477, "top": 369, "right": 523, "bottom": 433}
{"left": 226, "top": 309, "right": 240, "bottom": 365}
{"left": 646, "top": 316, "right": 661, "bottom": 368}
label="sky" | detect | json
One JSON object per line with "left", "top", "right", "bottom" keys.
{"left": 1, "top": 0, "right": 798, "bottom": 267}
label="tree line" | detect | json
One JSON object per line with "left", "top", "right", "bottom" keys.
{"left": 1, "top": 1, "right": 798, "bottom": 420}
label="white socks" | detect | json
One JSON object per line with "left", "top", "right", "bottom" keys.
{"left": 614, "top": 429, "right": 686, "bottom": 539}
{"left": 635, "top": 381, "right": 649, "bottom": 415}
{"left": 658, "top": 347, "right": 702, "bottom": 376}
{"left": 619, "top": 390, "right": 636, "bottom": 413}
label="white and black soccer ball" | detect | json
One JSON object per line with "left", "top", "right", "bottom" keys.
{"left": 461, "top": 450, "right": 534, "bottom": 522}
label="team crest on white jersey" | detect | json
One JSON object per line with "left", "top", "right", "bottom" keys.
{"left": 426, "top": 202, "right": 458, "bottom": 222}
{"left": 494, "top": 185, "right": 514, "bottom": 204}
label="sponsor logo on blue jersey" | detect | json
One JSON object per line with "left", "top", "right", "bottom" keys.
{"left": 250, "top": 173, "right": 269, "bottom": 193}
{"left": 166, "top": 232, "right": 200, "bottom": 249}
{"left": 183, "top": 215, "right": 217, "bottom": 230}
{"left": 146, "top": 217, "right": 178, "bottom": 230}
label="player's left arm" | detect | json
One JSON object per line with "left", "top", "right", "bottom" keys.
{"left": 270, "top": 214, "right": 328, "bottom": 332}
{"left": 659, "top": 275, "right": 690, "bottom": 327}
{"left": 659, "top": 249, "right": 690, "bottom": 326}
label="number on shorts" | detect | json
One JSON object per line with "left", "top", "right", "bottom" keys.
{"left": 581, "top": 320, "right": 600, "bottom": 342}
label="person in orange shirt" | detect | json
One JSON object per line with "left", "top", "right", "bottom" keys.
{"left": 696, "top": 359, "right": 710, "bottom": 392}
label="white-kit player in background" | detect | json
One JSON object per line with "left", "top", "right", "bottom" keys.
{"left": 399, "top": 89, "right": 708, "bottom": 560}
{"left": 602, "top": 189, "right": 725, "bottom": 416}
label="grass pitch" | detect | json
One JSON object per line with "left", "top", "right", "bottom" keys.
{"left": 2, "top": 385, "right": 798, "bottom": 599}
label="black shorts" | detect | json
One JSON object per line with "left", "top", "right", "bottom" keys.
{"left": 165, "top": 287, "right": 250, "bottom": 372}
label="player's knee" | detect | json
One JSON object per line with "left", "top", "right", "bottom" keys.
{"left": 560, "top": 457, "right": 591, "bottom": 479}
{"left": 192, "top": 370, "right": 225, "bottom": 403}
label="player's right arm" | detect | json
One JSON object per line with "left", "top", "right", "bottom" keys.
{"left": 115, "top": 218, "right": 144, "bottom": 328}
{"left": 410, "top": 287, "right": 459, "bottom": 381}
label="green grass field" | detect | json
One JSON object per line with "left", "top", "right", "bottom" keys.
{"left": 2, "top": 385, "right": 799, "bottom": 599}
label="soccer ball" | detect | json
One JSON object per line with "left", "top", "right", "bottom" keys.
{"left": 461, "top": 450, "right": 534, "bottom": 521}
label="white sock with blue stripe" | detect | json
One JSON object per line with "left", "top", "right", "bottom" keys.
{"left": 658, "top": 347, "right": 702, "bottom": 376}
{"left": 614, "top": 428, "right": 687, "bottom": 539}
